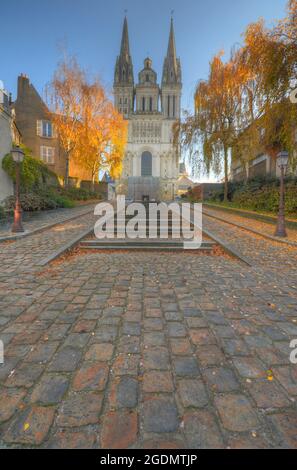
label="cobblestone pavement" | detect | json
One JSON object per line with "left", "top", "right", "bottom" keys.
{"left": 0, "top": 203, "right": 96, "bottom": 239}
{"left": 204, "top": 206, "right": 297, "bottom": 243}
{"left": 0, "top": 211, "right": 297, "bottom": 449}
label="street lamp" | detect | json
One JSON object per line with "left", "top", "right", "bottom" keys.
{"left": 11, "top": 146, "right": 25, "bottom": 233}
{"left": 274, "top": 151, "right": 289, "bottom": 238}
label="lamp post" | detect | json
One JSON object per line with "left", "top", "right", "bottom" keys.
{"left": 274, "top": 151, "right": 289, "bottom": 238}
{"left": 11, "top": 146, "right": 25, "bottom": 233}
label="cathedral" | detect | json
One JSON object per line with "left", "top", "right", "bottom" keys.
{"left": 113, "top": 17, "right": 182, "bottom": 201}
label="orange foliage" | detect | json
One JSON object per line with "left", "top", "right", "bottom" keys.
{"left": 48, "top": 56, "right": 127, "bottom": 185}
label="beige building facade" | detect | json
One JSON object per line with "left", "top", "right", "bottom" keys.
{"left": 114, "top": 18, "right": 182, "bottom": 201}
{"left": 0, "top": 83, "right": 20, "bottom": 203}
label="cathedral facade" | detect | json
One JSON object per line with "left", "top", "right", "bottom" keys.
{"left": 113, "top": 17, "right": 182, "bottom": 201}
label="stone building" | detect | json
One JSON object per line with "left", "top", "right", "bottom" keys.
{"left": 12, "top": 74, "right": 93, "bottom": 183}
{"left": 114, "top": 17, "right": 182, "bottom": 201}
{"left": 176, "top": 163, "right": 196, "bottom": 196}
{"left": 0, "top": 82, "right": 21, "bottom": 202}
{"left": 231, "top": 121, "right": 297, "bottom": 182}
{"left": 231, "top": 152, "right": 283, "bottom": 182}
{"left": 12, "top": 75, "right": 66, "bottom": 178}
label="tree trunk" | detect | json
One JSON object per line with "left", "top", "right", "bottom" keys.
{"left": 224, "top": 145, "right": 229, "bottom": 202}
{"left": 64, "top": 153, "right": 70, "bottom": 188}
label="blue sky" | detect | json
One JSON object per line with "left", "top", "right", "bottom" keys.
{"left": 1, "top": 0, "right": 288, "bottom": 180}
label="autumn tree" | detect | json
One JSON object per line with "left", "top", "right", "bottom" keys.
{"left": 180, "top": 51, "right": 248, "bottom": 201}
{"left": 74, "top": 83, "right": 127, "bottom": 187}
{"left": 47, "top": 57, "right": 85, "bottom": 186}
{"left": 236, "top": 0, "right": 297, "bottom": 166}
{"left": 180, "top": 0, "right": 297, "bottom": 195}
{"left": 48, "top": 57, "right": 127, "bottom": 187}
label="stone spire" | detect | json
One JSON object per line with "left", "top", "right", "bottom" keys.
{"left": 162, "top": 18, "right": 181, "bottom": 85}
{"left": 114, "top": 16, "right": 134, "bottom": 86}
{"left": 167, "top": 18, "right": 177, "bottom": 64}
{"left": 120, "top": 16, "right": 130, "bottom": 59}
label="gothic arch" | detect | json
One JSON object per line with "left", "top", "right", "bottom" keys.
{"left": 141, "top": 151, "right": 152, "bottom": 177}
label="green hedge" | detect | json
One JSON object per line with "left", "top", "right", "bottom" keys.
{"left": 57, "top": 187, "right": 98, "bottom": 201}
{"left": 208, "top": 176, "right": 297, "bottom": 215}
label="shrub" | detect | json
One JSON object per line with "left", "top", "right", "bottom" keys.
{"left": 58, "top": 187, "right": 97, "bottom": 201}
{"left": 52, "top": 195, "right": 75, "bottom": 208}
{"left": 2, "top": 147, "right": 59, "bottom": 191}
{"left": 2, "top": 147, "right": 99, "bottom": 213}
{"left": 3, "top": 191, "right": 75, "bottom": 212}
{"left": 209, "top": 176, "right": 297, "bottom": 215}
{"left": 0, "top": 205, "right": 5, "bottom": 219}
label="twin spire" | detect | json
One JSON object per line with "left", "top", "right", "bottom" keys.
{"left": 114, "top": 16, "right": 181, "bottom": 87}
{"left": 167, "top": 18, "right": 177, "bottom": 64}
{"left": 120, "top": 16, "right": 130, "bottom": 59}
{"left": 114, "top": 16, "right": 134, "bottom": 86}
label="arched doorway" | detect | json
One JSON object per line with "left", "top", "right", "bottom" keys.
{"left": 141, "top": 151, "right": 152, "bottom": 176}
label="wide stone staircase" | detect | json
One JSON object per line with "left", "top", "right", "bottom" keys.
{"left": 80, "top": 204, "right": 214, "bottom": 251}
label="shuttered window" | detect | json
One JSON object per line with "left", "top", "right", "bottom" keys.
{"left": 37, "top": 120, "right": 54, "bottom": 137}
{"left": 37, "top": 120, "right": 42, "bottom": 136}
{"left": 40, "top": 146, "right": 55, "bottom": 164}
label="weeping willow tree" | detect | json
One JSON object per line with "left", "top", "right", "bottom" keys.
{"left": 178, "top": 0, "right": 297, "bottom": 201}
{"left": 178, "top": 51, "right": 249, "bottom": 201}
{"left": 237, "top": 0, "right": 297, "bottom": 170}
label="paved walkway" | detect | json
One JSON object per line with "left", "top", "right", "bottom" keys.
{"left": 0, "top": 212, "right": 297, "bottom": 449}
{"left": 204, "top": 206, "right": 297, "bottom": 244}
{"left": 0, "top": 203, "right": 96, "bottom": 240}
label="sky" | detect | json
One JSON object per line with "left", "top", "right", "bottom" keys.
{"left": 1, "top": 0, "right": 289, "bottom": 181}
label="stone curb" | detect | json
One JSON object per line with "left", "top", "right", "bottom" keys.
{"left": 204, "top": 203, "right": 297, "bottom": 225}
{"left": 203, "top": 210, "right": 297, "bottom": 248}
{"left": 37, "top": 227, "right": 95, "bottom": 266}
{"left": 202, "top": 227, "right": 252, "bottom": 266}
{"left": 0, "top": 205, "right": 96, "bottom": 244}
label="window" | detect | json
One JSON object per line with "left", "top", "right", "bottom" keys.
{"left": 172, "top": 95, "right": 176, "bottom": 117}
{"left": 141, "top": 151, "right": 152, "bottom": 176}
{"left": 167, "top": 96, "right": 170, "bottom": 117}
{"left": 40, "top": 146, "right": 55, "bottom": 164}
{"left": 149, "top": 97, "right": 153, "bottom": 112}
{"left": 142, "top": 97, "right": 145, "bottom": 111}
{"left": 37, "top": 120, "right": 54, "bottom": 138}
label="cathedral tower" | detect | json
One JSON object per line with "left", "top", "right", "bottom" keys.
{"left": 113, "top": 17, "right": 182, "bottom": 201}
{"left": 114, "top": 17, "right": 134, "bottom": 118}
{"left": 161, "top": 18, "right": 182, "bottom": 119}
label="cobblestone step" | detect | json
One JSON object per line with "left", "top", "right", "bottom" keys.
{"left": 80, "top": 239, "right": 214, "bottom": 251}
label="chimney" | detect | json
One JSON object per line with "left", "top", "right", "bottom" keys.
{"left": 17, "top": 74, "right": 30, "bottom": 100}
